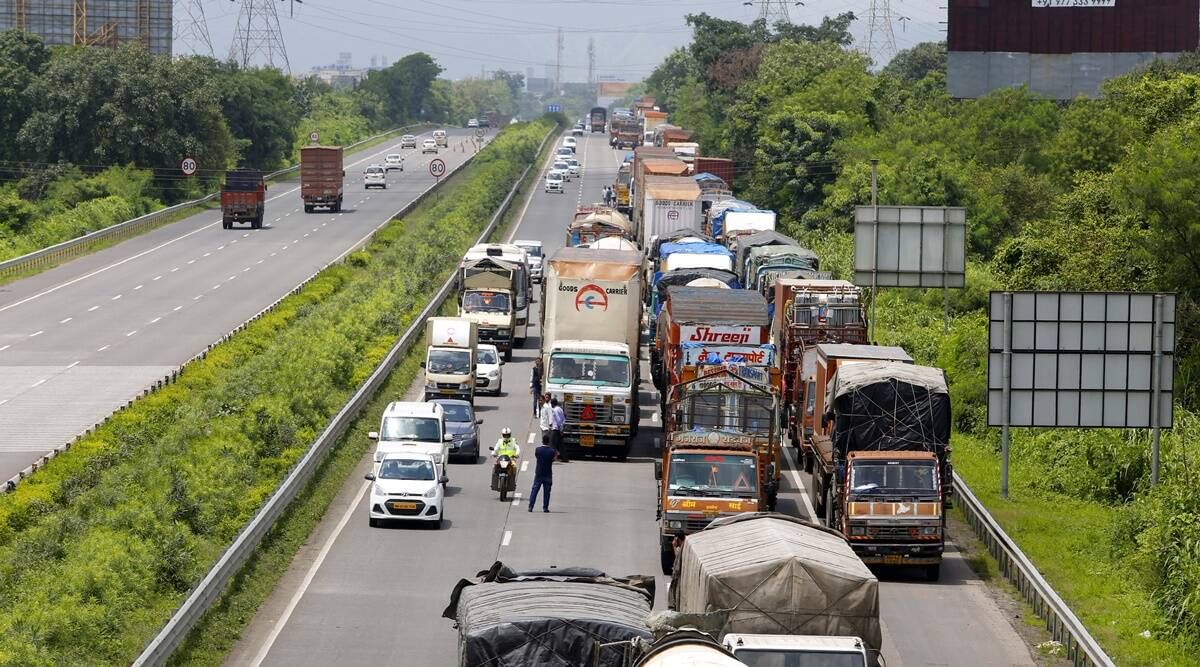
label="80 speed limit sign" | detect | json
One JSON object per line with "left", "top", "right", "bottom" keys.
{"left": 429, "top": 158, "right": 446, "bottom": 178}
{"left": 180, "top": 156, "right": 198, "bottom": 176}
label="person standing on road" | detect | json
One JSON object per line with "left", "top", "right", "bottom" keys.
{"left": 550, "top": 397, "right": 569, "bottom": 462}
{"left": 538, "top": 393, "right": 553, "bottom": 440}
{"left": 530, "top": 358, "right": 543, "bottom": 416}
{"left": 528, "top": 433, "right": 558, "bottom": 512}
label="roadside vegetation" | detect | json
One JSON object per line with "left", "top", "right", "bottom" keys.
{"left": 0, "top": 119, "right": 553, "bottom": 666}
{"left": 641, "top": 14, "right": 1200, "bottom": 664}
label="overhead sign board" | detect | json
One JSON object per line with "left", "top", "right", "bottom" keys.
{"left": 854, "top": 205, "right": 966, "bottom": 288}
{"left": 546, "top": 104, "right": 561, "bottom": 113}
{"left": 987, "top": 291, "right": 1175, "bottom": 428}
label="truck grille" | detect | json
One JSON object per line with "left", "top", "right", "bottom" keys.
{"left": 567, "top": 402, "right": 611, "bottom": 422}
{"left": 437, "top": 383, "right": 460, "bottom": 390}
{"left": 478, "top": 328, "right": 511, "bottom": 341}
{"left": 685, "top": 517, "right": 713, "bottom": 532}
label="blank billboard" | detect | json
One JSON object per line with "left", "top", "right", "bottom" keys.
{"left": 854, "top": 206, "right": 967, "bottom": 288}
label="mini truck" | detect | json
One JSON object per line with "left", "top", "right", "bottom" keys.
{"left": 299, "top": 145, "right": 344, "bottom": 213}
{"left": 464, "top": 244, "right": 532, "bottom": 347}
{"left": 422, "top": 317, "right": 478, "bottom": 402}
{"left": 220, "top": 169, "right": 265, "bottom": 230}
{"left": 540, "top": 247, "right": 643, "bottom": 457}
{"left": 457, "top": 256, "right": 518, "bottom": 361}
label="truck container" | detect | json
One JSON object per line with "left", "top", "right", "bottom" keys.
{"left": 590, "top": 106, "right": 608, "bottom": 133}
{"left": 464, "top": 244, "right": 531, "bottom": 346}
{"left": 640, "top": 176, "right": 702, "bottom": 249}
{"left": 642, "top": 109, "right": 668, "bottom": 136}
{"left": 670, "top": 142, "right": 700, "bottom": 166}
{"left": 713, "top": 207, "right": 776, "bottom": 246}
{"left": 647, "top": 268, "right": 738, "bottom": 340}
{"left": 653, "top": 124, "right": 694, "bottom": 148}
{"left": 693, "top": 173, "right": 732, "bottom": 219}
{"left": 540, "top": 247, "right": 643, "bottom": 456}
{"left": 693, "top": 157, "right": 735, "bottom": 187}
{"left": 457, "top": 257, "right": 518, "bottom": 360}
{"left": 567, "top": 205, "right": 633, "bottom": 247}
{"left": 300, "top": 146, "right": 344, "bottom": 213}
{"left": 633, "top": 96, "right": 657, "bottom": 118}
{"left": 816, "top": 360, "right": 952, "bottom": 579}
{"left": 704, "top": 198, "right": 752, "bottom": 238}
{"left": 613, "top": 115, "right": 643, "bottom": 149}
{"left": 731, "top": 230, "right": 798, "bottom": 283}
{"left": 444, "top": 562, "right": 653, "bottom": 667}
{"left": 671, "top": 514, "right": 883, "bottom": 665}
{"left": 632, "top": 151, "right": 687, "bottom": 208}
{"left": 220, "top": 169, "right": 265, "bottom": 230}
{"left": 423, "top": 318, "right": 478, "bottom": 402}
{"left": 652, "top": 286, "right": 769, "bottom": 394}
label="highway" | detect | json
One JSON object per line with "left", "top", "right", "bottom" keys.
{"left": 232, "top": 131, "right": 1039, "bottom": 667}
{"left": 0, "top": 128, "right": 480, "bottom": 483}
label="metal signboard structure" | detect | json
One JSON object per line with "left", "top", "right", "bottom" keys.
{"left": 988, "top": 291, "right": 1176, "bottom": 494}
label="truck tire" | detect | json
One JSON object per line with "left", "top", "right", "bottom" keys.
{"left": 304, "top": 205, "right": 313, "bottom": 213}
{"left": 812, "top": 484, "right": 826, "bottom": 523}
{"left": 503, "top": 347, "right": 512, "bottom": 362}
{"left": 222, "top": 219, "right": 231, "bottom": 230}
{"left": 925, "top": 564, "right": 941, "bottom": 581}
{"left": 803, "top": 449, "right": 813, "bottom": 474}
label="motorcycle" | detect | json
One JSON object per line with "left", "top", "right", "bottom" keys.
{"left": 490, "top": 451, "right": 518, "bottom": 501}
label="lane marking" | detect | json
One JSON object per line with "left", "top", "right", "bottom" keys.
{"left": 150, "top": 317, "right": 162, "bottom": 324}
{"left": 256, "top": 259, "right": 264, "bottom": 265}
{"left": 0, "top": 399, "right": 7, "bottom": 406}
{"left": 218, "top": 245, "right": 226, "bottom": 250}
{"left": 126, "top": 330, "right": 137, "bottom": 337}
{"left": 231, "top": 239, "right": 238, "bottom": 244}
{"left": 88, "top": 305, "right": 99, "bottom": 312}
{"left": 782, "top": 446, "right": 818, "bottom": 521}
{"left": 243, "top": 267, "right": 251, "bottom": 272}
{"left": 59, "top": 317, "right": 72, "bottom": 324}
{"left": 501, "top": 530, "right": 512, "bottom": 547}
{"left": 527, "top": 433, "right": 536, "bottom": 444}
{"left": 248, "top": 480, "right": 371, "bottom": 667}
{"left": 153, "top": 275, "right": 162, "bottom": 281}
{"left": 203, "top": 252, "right": 212, "bottom": 257}
{"left": 171, "top": 267, "right": 180, "bottom": 272}
{"left": 212, "top": 284, "right": 221, "bottom": 290}
{"left": 31, "top": 378, "right": 46, "bottom": 387}
{"left": 111, "top": 294, "right": 122, "bottom": 301}
{"left": 228, "top": 275, "right": 237, "bottom": 281}
{"left": 520, "top": 460, "right": 529, "bottom": 473}
{"left": 97, "top": 345, "right": 110, "bottom": 352}
{"left": 134, "top": 284, "right": 143, "bottom": 290}
{"left": 173, "top": 305, "right": 183, "bottom": 312}
{"left": 651, "top": 411, "right": 659, "bottom": 423}
{"left": 66, "top": 360, "right": 79, "bottom": 369}
{"left": 193, "top": 295, "right": 203, "bottom": 301}
{"left": 29, "top": 330, "right": 43, "bottom": 337}
{"left": 0, "top": 345, "right": 10, "bottom": 352}
{"left": 244, "top": 233, "right": 251, "bottom": 238}
{"left": 187, "top": 259, "right": 196, "bottom": 265}
{"left": 511, "top": 492, "right": 523, "bottom": 507}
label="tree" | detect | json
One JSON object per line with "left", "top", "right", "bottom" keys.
{"left": 772, "top": 12, "right": 855, "bottom": 46}
{"left": 0, "top": 30, "right": 51, "bottom": 161}
{"left": 360, "top": 52, "right": 443, "bottom": 124}
{"left": 493, "top": 70, "right": 525, "bottom": 99}
{"left": 644, "top": 49, "right": 696, "bottom": 113}
{"left": 882, "top": 42, "right": 947, "bottom": 84}
{"left": 684, "top": 13, "right": 770, "bottom": 92}
{"left": 183, "top": 60, "right": 301, "bottom": 170}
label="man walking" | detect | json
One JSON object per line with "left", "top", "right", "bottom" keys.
{"left": 528, "top": 433, "right": 557, "bottom": 512}
{"left": 550, "top": 397, "right": 569, "bottom": 462}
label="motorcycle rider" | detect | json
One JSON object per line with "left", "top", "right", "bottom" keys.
{"left": 491, "top": 427, "right": 520, "bottom": 491}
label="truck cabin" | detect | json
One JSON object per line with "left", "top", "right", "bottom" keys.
{"left": 664, "top": 447, "right": 759, "bottom": 501}
{"left": 460, "top": 290, "right": 511, "bottom": 315}
{"left": 426, "top": 347, "right": 472, "bottom": 376}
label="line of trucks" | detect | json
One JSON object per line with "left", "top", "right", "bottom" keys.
{"left": 219, "top": 145, "right": 346, "bottom": 229}
{"left": 436, "top": 118, "right": 955, "bottom": 665}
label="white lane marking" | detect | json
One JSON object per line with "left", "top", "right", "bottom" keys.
{"left": 248, "top": 480, "right": 370, "bottom": 667}
{"left": 29, "top": 330, "right": 43, "bottom": 337}
{"left": 242, "top": 267, "right": 251, "bottom": 272}
{"left": 187, "top": 259, "right": 196, "bottom": 265}
{"left": 520, "top": 460, "right": 529, "bottom": 473}
{"left": 511, "top": 492, "right": 523, "bottom": 507}
{"left": 66, "top": 360, "right": 79, "bottom": 369}
{"left": 173, "top": 305, "right": 183, "bottom": 312}
{"left": 0, "top": 345, "right": 10, "bottom": 352}
{"left": 501, "top": 530, "right": 512, "bottom": 547}
{"left": 59, "top": 317, "right": 72, "bottom": 324}
{"left": 303, "top": 233, "right": 309, "bottom": 238}
{"left": 193, "top": 295, "right": 203, "bottom": 301}
{"left": 270, "top": 252, "right": 277, "bottom": 257}
{"left": 275, "top": 218, "right": 282, "bottom": 222}
{"left": 228, "top": 275, "right": 237, "bottom": 281}
{"left": 292, "top": 239, "right": 299, "bottom": 243}
{"left": 88, "top": 305, "right": 99, "bottom": 312}
{"left": 153, "top": 275, "right": 162, "bottom": 281}
{"left": 218, "top": 245, "right": 226, "bottom": 250}
{"left": 203, "top": 252, "right": 212, "bottom": 257}
{"left": 31, "top": 378, "right": 47, "bottom": 387}
{"left": 212, "top": 284, "right": 221, "bottom": 290}
{"left": 111, "top": 294, "right": 122, "bottom": 301}
{"left": 134, "top": 284, "right": 144, "bottom": 290}
{"left": 781, "top": 446, "right": 818, "bottom": 521}
{"left": 97, "top": 345, "right": 110, "bottom": 352}
{"left": 126, "top": 330, "right": 137, "bottom": 337}
{"left": 244, "top": 232, "right": 251, "bottom": 237}
{"left": 0, "top": 399, "right": 7, "bottom": 406}
{"left": 171, "top": 267, "right": 180, "bottom": 272}
{"left": 527, "top": 432, "right": 536, "bottom": 444}
{"left": 150, "top": 317, "right": 162, "bottom": 324}
{"left": 256, "top": 259, "right": 265, "bottom": 265}
{"left": 231, "top": 239, "right": 238, "bottom": 244}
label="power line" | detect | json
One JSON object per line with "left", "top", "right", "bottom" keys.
{"left": 174, "top": 0, "right": 214, "bottom": 57}
{"left": 229, "top": 0, "right": 290, "bottom": 73}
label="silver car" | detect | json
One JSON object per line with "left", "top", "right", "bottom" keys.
{"left": 545, "top": 172, "right": 564, "bottom": 193}
{"left": 400, "top": 134, "right": 417, "bottom": 149}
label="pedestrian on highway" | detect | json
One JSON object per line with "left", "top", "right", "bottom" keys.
{"left": 528, "top": 432, "right": 557, "bottom": 513}
{"left": 550, "top": 397, "right": 569, "bottom": 462}
{"left": 530, "top": 358, "right": 543, "bottom": 416}
{"left": 538, "top": 393, "right": 553, "bottom": 441}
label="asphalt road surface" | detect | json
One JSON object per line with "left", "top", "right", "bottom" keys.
{"left": 0, "top": 128, "right": 481, "bottom": 483}
{"left": 230, "top": 132, "right": 1038, "bottom": 667}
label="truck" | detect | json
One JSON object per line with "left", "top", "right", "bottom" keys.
{"left": 567, "top": 205, "right": 633, "bottom": 247}
{"left": 300, "top": 146, "right": 344, "bottom": 213}
{"left": 693, "top": 156, "right": 735, "bottom": 187}
{"left": 642, "top": 109, "right": 668, "bottom": 138}
{"left": 712, "top": 207, "right": 776, "bottom": 247}
{"left": 444, "top": 562, "right": 654, "bottom": 667}
{"left": 742, "top": 244, "right": 820, "bottom": 294}
{"left": 633, "top": 96, "right": 657, "bottom": 118}
{"left": 653, "top": 124, "right": 694, "bottom": 148}
{"left": 669, "top": 513, "right": 883, "bottom": 666}
{"left": 540, "top": 247, "right": 643, "bottom": 457}
{"left": 814, "top": 358, "right": 952, "bottom": 580}
{"left": 220, "top": 169, "right": 265, "bottom": 230}
{"left": 464, "top": 244, "right": 532, "bottom": 347}
{"left": 613, "top": 164, "right": 633, "bottom": 215}
{"left": 457, "top": 257, "right": 518, "bottom": 361}
{"left": 652, "top": 286, "right": 769, "bottom": 395}
{"left": 669, "top": 142, "right": 700, "bottom": 166}
{"left": 772, "top": 280, "right": 868, "bottom": 444}
{"left": 731, "top": 230, "right": 798, "bottom": 284}
{"left": 647, "top": 242, "right": 736, "bottom": 338}
{"left": 612, "top": 115, "right": 643, "bottom": 149}
{"left": 422, "top": 317, "right": 478, "bottom": 402}
{"left": 640, "top": 176, "right": 702, "bottom": 248}
{"left": 589, "top": 106, "right": 608, "bottom": 133}
{"left": 368, "top": 400, "right": 451, "bottom": 485}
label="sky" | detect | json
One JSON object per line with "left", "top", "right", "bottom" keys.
{"left": 186, "top": 0, "right": 947, "bottom": 80}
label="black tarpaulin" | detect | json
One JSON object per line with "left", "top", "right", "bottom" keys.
{"left": 829, "top": 362, "right": 951, "bottom": 460}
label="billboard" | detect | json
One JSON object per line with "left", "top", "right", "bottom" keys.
{"left": 854, "top": 205, "right": 967, "bottom": 288}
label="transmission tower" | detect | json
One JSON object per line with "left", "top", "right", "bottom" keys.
{"left": 229, "top": 0, "right": 290, "bottom": 72}
{"left": 864, "top": 0, "right": 898, "bottom": 64}
{"left": 174, "top": 0, "right": 214, "bottom": 56}
{"left": 555, "top": 27, "right": 564, "bottom": 92}
{"left": 587, "top": 38, "right": 595, "bottom": 86}
{"left": 754, "top": 0, "right": 792, "bottom": 25}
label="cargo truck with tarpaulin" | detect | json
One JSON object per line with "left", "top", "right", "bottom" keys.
{"left": 540, "top": 247, "right": 643, "bottom": 457}
{"left": 712, "top": 207, "right": 776, "bottom": 247}
{"left": 457, "top": 256, "right": 519, "bottom": 361}
{"left": 444, "top": 562, "right": 653, "bottom": 667}
{"left": 590, "top": 106, "right": 608, "bottom": 133}
{"left": 647, "top": 268, "right": 738, "bottom": 342}
{"left": 464, "top": 244, "right": 532, "bottom": 347}
{"left": 567, "top": 205, "right": 633, "bottom": 247}
{"left": 646, "top": 242, "right": 736, "bottom": 337}
{"left": 743, "top": 244, "right": 820, "bottom": 294}
{"left": 639, "top": 176, "right": 702, "bottom": 249}
{"left": 300, "top": 145, "right": 344, "bottom": 213}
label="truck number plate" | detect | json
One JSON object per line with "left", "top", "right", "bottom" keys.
{"left": 439, "top": 389, "right": 456, "bottom": 395}
{"left": 580, "top": 435, "right": 595, "bottom": 447}
{"left": 884, "top": 555, "right": 902, "bottom": 565}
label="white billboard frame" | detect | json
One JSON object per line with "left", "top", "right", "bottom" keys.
{"left": 854, "top": 205, "right": 967, "bottom": 288}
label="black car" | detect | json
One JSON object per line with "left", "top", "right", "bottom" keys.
{"left": 431, "top": 399, "right": 482, "bottom": 463}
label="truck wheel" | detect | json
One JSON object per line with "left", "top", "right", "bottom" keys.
{"left": 925, "top": 564, "right": 941, "bottom": 581}
{"left": 812, "top": 485, "right": 826, "bottom": 522}
{"left": 803, "top": 450, "right": 813, "bottom": 474}
{"left": 222, "top": 219, "right": 231, "bottom": 230}
{"left": 304, "top": 205, "right": 313, "bottom": 213}
{"left": 660, "top": 546, "right": 675, "bottom": 575}
{"left": 504, "top": 347, "right": 512, "bottom": 362}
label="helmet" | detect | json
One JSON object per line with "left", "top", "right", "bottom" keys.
{"left": 502, "top": 427, "right": 512, "bottom": 437}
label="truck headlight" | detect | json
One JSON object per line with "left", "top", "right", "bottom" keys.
{"left": 612, "top": 412, "right": 625, "bottom": 424}
{"left": 849, "top": 526, "right": 866, "bottom": 536}
{"left": 920, "top": 526, "right": 941, "bottom": 536}
{"left": 425, "top": 379, "right": 437, "bottom": 389}
{"left": 667, "top": 520, "right": 683, "bottom": 529}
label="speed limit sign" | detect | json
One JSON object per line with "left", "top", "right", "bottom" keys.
{"left": 180, "top": 157, "right": 198, "bottom": 176}
{"left": 474, "top": 128, "right": 484, "bottom": 139}
{"left": 308, "top": 130, "right": 320, "bottom": 144}
{"left": 429, "top": 158, "right": 447, "bottom": 178}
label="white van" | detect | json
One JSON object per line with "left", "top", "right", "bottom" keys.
{"left": 369, "top": 401, "right": 452, "bottom": 485}
{"left": 434, "top": 129, "right": 448, "bottom": 147}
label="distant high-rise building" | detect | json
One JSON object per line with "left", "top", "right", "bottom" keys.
{"left": 0, "top": 0, "right": 174, "bottom": 55}
{"left": 338, "top": 51, "right": 353, "bottom": 66}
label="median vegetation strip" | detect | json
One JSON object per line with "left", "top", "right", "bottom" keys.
{"left": 0, "top": 119, "right": 553, "bottom": 666}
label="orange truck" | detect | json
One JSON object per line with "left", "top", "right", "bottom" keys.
{"left": 220, "top": 169, "right": 265, "bottom": 230}
{"left": 300, "top": 145, "right": 344, "bottom": 213}
{"left": 806, "top": 345, "right": 952, "bottom": 580}
{"left": 652, "top": 285, "right": 770, "bottom": 395}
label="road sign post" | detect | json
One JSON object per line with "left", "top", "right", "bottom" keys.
{"left": 180, "top": 157, "right": 198, "bottom": 177}
{"left": 308, "top": 130, "right": 320, "bottom": 145}
{"left": 429, "top": 158, "right": 446, "bottom": 201}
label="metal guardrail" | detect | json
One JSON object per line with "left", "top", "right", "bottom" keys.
{"left": 0, "top": 124, "right": 430, "bottom": 281}
{"left": 132, "top": 125, "right": 556, "bottom": 666}
{"left": 954, "top": 473, "right": 1114, "bottom": 667}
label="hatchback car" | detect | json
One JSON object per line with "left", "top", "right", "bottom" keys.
{"left": 475, "top": 344, "right": 503, "bottom": 395}
{"left": 556, "top": 147, "right": 574, "bottom": 160}
{"left": 467, "top": 118, "right": 479, "bottom": 128}
{"left": 384, "top": 153, "right": 404, "bottom": 171}
{"left": 430, "top": 399, "right": 482, "bottom": 463}
{"left": 363, "top": 164, "right": 387, "bottom": 189}
{"left": 572, "top": 124, "right": 584, "bottom": 136}
{"left": 365, "top": 453, "right": 445, "bottom": 528}
{"left": 545, "top": 173, "right": 564, "bottom": 193}
{"left": 552, "top": 159, "right": 571, "bottom": 180}
{"left": 566, "top": 157, "right": 581, "bottom": 178}
{"left": 422, "top": 139, "right": 438, "bottom": 154}
{"left": 400, "top": 134, "right": 417, "bottom": 149}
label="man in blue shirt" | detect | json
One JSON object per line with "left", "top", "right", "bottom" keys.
{"left": 528, "top": 433, "right": 558, "bottom": 512}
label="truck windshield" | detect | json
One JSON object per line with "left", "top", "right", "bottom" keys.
{"left": 378, "top": 458, "right": 436, "bottom": 481}
{"left": 380, "top": 417, "right": 441, "bottom": 441}
{"left": 667, "top": 453, "right": 757, "bottom": 497}
{"left": 427, "top": 349, "right": 471, "bottom": 375}
{"left": 462, "top": 291, "right": 511, "bottom": 314}
{"left": 735, "top": 649, "right": 866, "bottom": 667}
{"left": 851, "top": 461, "right": 938, "bottom": 493}
{"left": 548, "top": 353, "right": 629, "bottom": 386}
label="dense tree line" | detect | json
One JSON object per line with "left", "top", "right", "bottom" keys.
{"left": 644, "top": 17, "right": 1200, "bottom": 659}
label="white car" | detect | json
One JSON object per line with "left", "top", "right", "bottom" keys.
{"left": 422, "top": 139, "right": 438, "bottom": 154}
{"left": 572, "top": 124, "right": 584, "bottom": 136}
{"left": 545, "top": 172, "right": 564, "bottom": 193}
{"left": 400, "top": 134, "right": 417, "bottom": 149}
{"left": 513, "top": 240, "right": 543, "bottom": 282}
{"left": 555, "top": 146, "right": 574, "bottom": 160}
{"left": 475, "top": 343, "right": 503, "bottom": 395}
{"left": 552, "top": 160, "right": 571, "bottom": 180}
{"left": 384, "top": 153, "right": 404, "bottom": 171}
{"left": 566, "top": 157, "right": 581, "bottom": 178}
{"left": 370, "top": 401, "right": 452, "bottom": 485}
{"left": 365, "top": 453, "right": 445, "bottom": 528}
{"left": 561, "top": 136, "right": 578, "bottom": 151}
{"left": 467, "top": 118, "right": 479, "bottom": 128}
{"left": 363, "top": 164, "right": 387, "bottom": 189}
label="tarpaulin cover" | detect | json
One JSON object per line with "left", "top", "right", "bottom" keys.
{"left": 709, "top": 202, "right": 758, "bottom": 238}
{"left": 733, "top": 230, "right": 799, "bottom": 277}
{"left": 745, "top": 245, "right": 819, "bottom": 288}
{"left": 663, "top": 286, "right": 768, "bottom": 326}
{"left": 650, "top": 231, "right": 715, "bottom": 264}
{"left": 651, "top": 268, "right": 740, "bottom": 319}
{"left": 829, "top": 361, "right": 951, "bottom": 460}
{"left": 660, "top": 242, "right": 733, "bottom": 259}
{"left": 444, "top": 562, "right": 654, "bottom": 667}
{"left": 673, "top": 514, "right": 882, "bottom": 658}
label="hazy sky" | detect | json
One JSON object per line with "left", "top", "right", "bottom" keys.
{"left": 190, "top": 0, "right": 946, "bottom": 80}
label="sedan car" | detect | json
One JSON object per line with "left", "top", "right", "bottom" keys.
{"left": 365, "top": 452, "right": 445, "bottom": 528}
{"left": 399, "top": 134, "right": 417, "bottom": 149}
{"left": 561, "top": 136, "right": 578, "bottom": 151}
{"left": 513, "top": 240, "right": 543, "bottom": 282}
{"left": 475, "top": 344, "right": 503, "bottom": 395}
{"left": 545, "top": 172, "right": 564, "bottom": 193}
{"left": 431, "top": 399, "right": 482, "bottom": 463}
{"left": 556, "top": 146, "right": 574, "bottom": 160}
{"left": 552, "top": 159, "right": 571, "bottom": 180}
{"left": 572, "top": 124, "right": 584, "bottom": 136}
{"left": 566, "top": 157, "right": 582, "bottom": 178}
{"left": 363, "top": 164, "right": 387, "bottom": 189}
{"left": 421, "top": 139, "right": 438, "bottom": 154}
{"left": 384, "top": 153, "right": 404, "bottom": 171}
